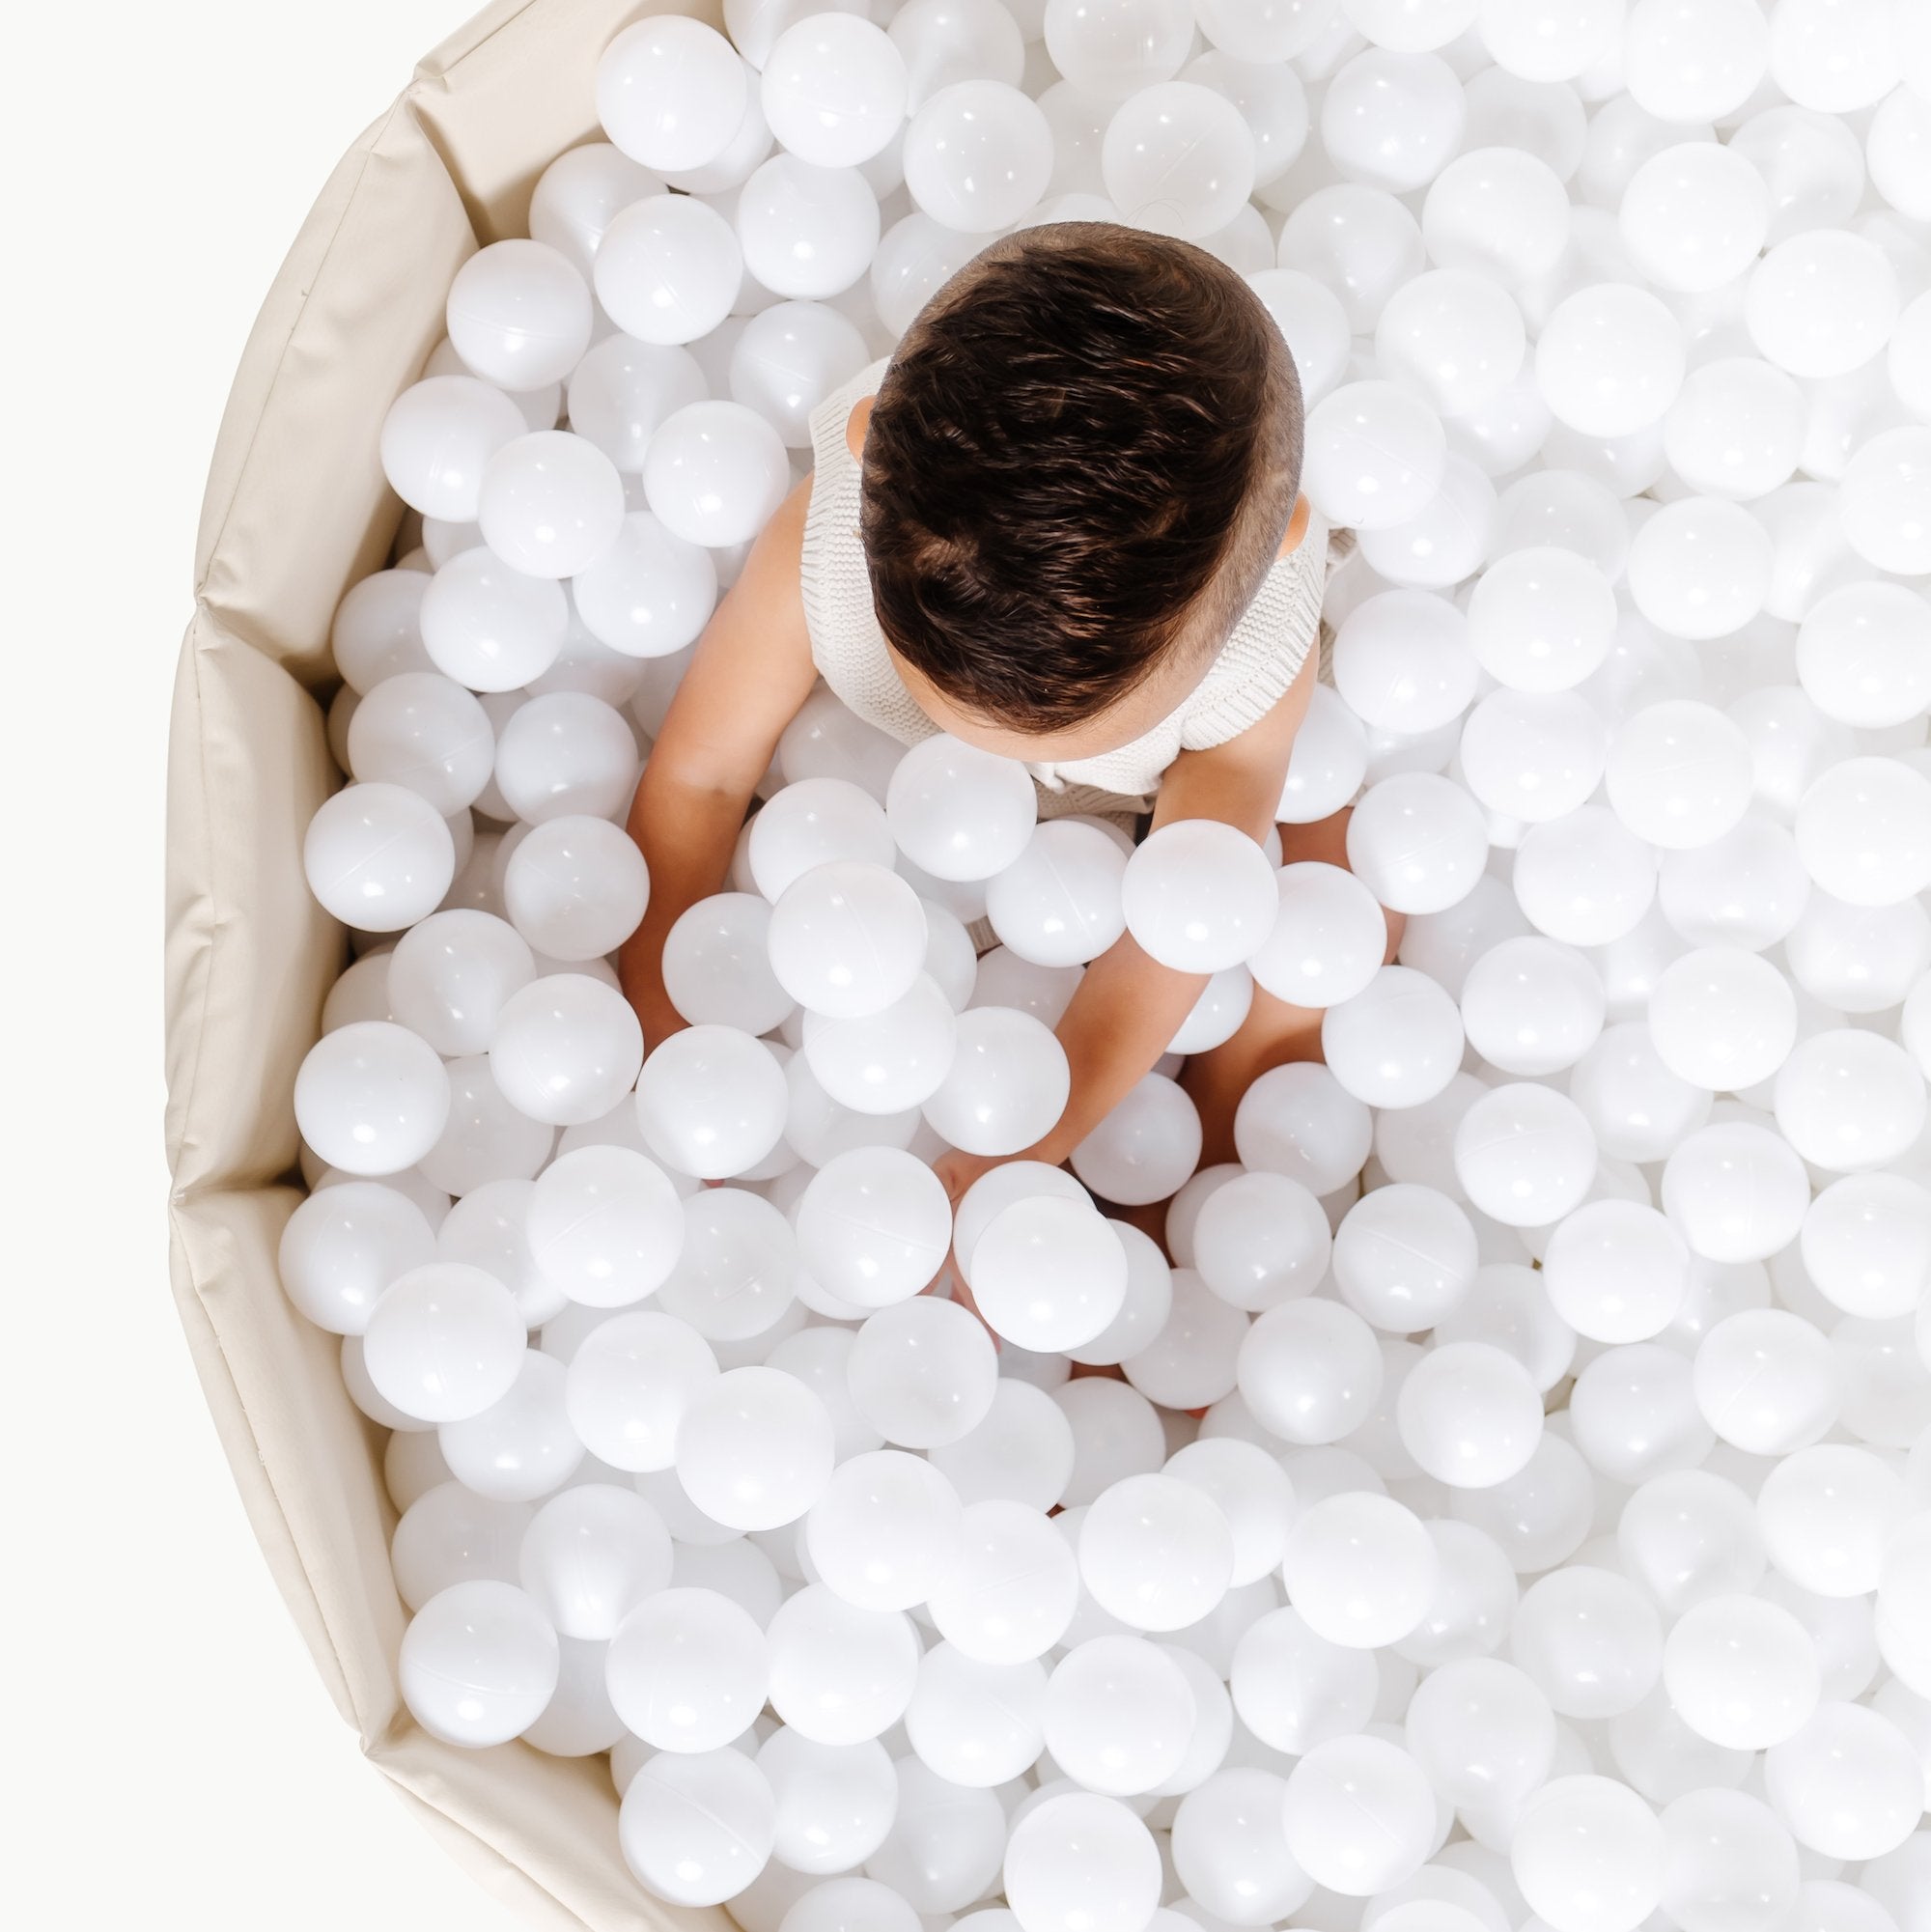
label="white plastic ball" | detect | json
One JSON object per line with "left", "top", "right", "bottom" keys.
{"left": 1662, "top": 1123, "right": 1810, "bottom": 1264}
{"left": 1102, "top": 81, "right": 1255, "bottom": 239}
{"left": 922, "top": 1004, "right": 1070, "bottom": 1157}
{"left": 806, "top": 1448, "right": 965, "bottom": 1612}
{"left": 502, "top": 815, "right": 649, "bottom": 963}
{"left": 886, "top": 734, "right": 1037, "bottom": 882}
{"left": 1536, "top": 285, "right": 1686, "bottom": 437}
{"left": 419, "top": 546, "right": 568, "bottom": 692}
{"left": 1238, "top": 1297, "right": 1384, "bottom": 1445}
{"left": 1693, "top": 1310, "right": 1842, "bottom": 1456}
{"left": 972, "top": 1194, "right": 1128, "bottom": 1352}
{"left": 738, "top": 154, "right": 881, "bottom": 300}
{"left": 1281, "top": 1734, "right": 1437, "bottom": 1895}
{"left": 762, "top": 13, "right": 908, "bottom": 166}
{"left": 1622, "top": 0, "right": 1768, "bottom": 120}
{"left": 596, "top": 193, "right": 744, "bottom": 347}
{"left": 618, "top": 1746, "right": 775, "bottom": 1906}
{"left": 1422, "top": 146, "right": 1571, "bottom": 286}
{"left": 380, "top": 377, "right": 528, "bottom": 522}
{"left": 903, "top": 80, "right": 1051, "bottom": 233}
{"left": 1663, "top": 357, "right": 1804, "bottom": 502}
{"left": 1248, "top": 861, "right": 1388, "bottom": 1009}
{"left": 1320, "top": 49, "right": 1467, "bottom": 195}
{"left": 1121, "top": 818, "right": 1277, "bottom": 974}
{"left": 1043, "top": 0, "right": 1191, "bottom": 98}
{"left": 1002, "top": 1792, "right": 1161, "bottom": 1932}
{"left": 527, "top": 1143, "right": 685, "bottom": 1308}
{"left": 1277, "top": 184, "right": 1427, "bottom": 333}
{"left": 564, "top": 1309, "right": 718, "bottom": 1472}
{"left": 1647, "top": 947, "right": 1796, "bottom": 1092}
{"left": 1745, "top": 232, "right": 1900, "bottom": 380}
{"left": 1775, "top": 1028, "right": 1927, "bottom": 1174}
{"left": 796, "top": 1146, "right": 950, "bottom": 1308}
{"left": 986, "top": 822, "right": 1128, "bottom": 967}
{"left": 573, "top": 512, "right": 718, "bottom": 658}
{"left": 770, "top": 860, "right": 928, "bottom": 1019}
{"left": 1454, "top": 1081, "right": 1597, "bottom": 1226}
{"left": 598, "top": 16, "right": 750, "bottom": 173}
{"left": 444, "top": 239, "right": 593, "bottom": 392}
{"left": 1509, "top": 1775, "right": 1664, "bottom": 1932}
{"left": 401, "top": 1580, "right": 560, "bottom": 1747}
{"left": 362, "top": 1262, "right": 525, "bottom": 1423}
{"left": 304, "top": 782, "right": 456, "bottom": 932}
{"left": 1762, "top": 1699, "right": 1923, "bottom": 1862}
{"left": 489, "top": 972, "right": 643, "bottom": 1127}
{"left": 1793, "top": 757, "right": 1931, "bottom": 909}
{"left": 642, "top": 399, "right": 790, "bottom": 546}
{"left": 1663, "top": 1592, "right": 1822, "bottom": 1751}
{"left": 1836, "top": 426, "right": 1931, "bottom": 576}
{"left": 928, "top": 1499, "right": 1080, "bottom": 1664}
{"left": 294, "top": 1019, "right": 451, "bottom": 1178}
{"left": 1619, "top": 144, "right": 1769, "bottom": 294}
{"left": 674, "top": 1365, "right": 837, "bottom": 1532}
{"left": 1302, "top": 380, "right": 1448, "bottom": 531}
{"left": 1192, "top": 1169, "right": 1331, "bottom": 1312}
{"left": 1513, "top": 807, "right": 1658, "bottom": 947}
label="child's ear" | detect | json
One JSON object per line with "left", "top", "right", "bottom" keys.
{"left": 1276, "top": 493, "right": 1311, "bottom": 559}
{"left": 845, "top": 395, "right": 874, "bottom": 462}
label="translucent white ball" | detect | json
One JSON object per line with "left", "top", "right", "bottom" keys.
{"left": 1233, "top": 1061, "right": 1374, "bottom": 1198}
{"left": 1793, "top": 757, "right": 1931, "bottom": 908}
{"left": 1836, "top": 426, "right": 1931, "bottom": 576}
{"left": 1694, "top": 1309, "right": 1842, "bottom": 1456}
{"left": 380, "top": 376, "right": 528, "bottom": 521}
{"left": 1459, "top": 689, "right": 1607, "bottom": 824}
{"left": 1346, "top": 772, "right": 1488, "bottom": 916}
{"left": 598, "top": 15, "right": 750, "bottom": 173}
{"left": 1762, "top": 1699, "right": 1924, "bottom": 1862}
{"left": 1102, "top": 81, "right": 1255, "bottom": 239}
{"left": 1454, "top": 1081, "right": 1597, "bottom": 1227}
{"left": 642, "top": 399, "right": 791, "bottom": 547}
{"left": 1374, "top": 270, "right": 1526, "bottom": 419}
{"left": 1277, "top": 184, "right": 1427, "bottom": 333}
{"left": 1662, "top": 357, "right": 1804, "bottom": 503}
{"left": 1800, "top": 1173, "right": 1931, "bottom": 1321}
{"left": 502, "top": 814, "right": 649, "bottom": 963}
{"left": 1281, "top": 1734, "right": 1437, "bottom": 1895}
{"left": 762, "top": 13, "right": 907, "bottom": 166}
{"left": 928, "top": 1498, "right": 1080, "bottom": 1664}
{"left": 1302, "top": 380, "right": 1448, "bottom": 531}
{"left": 564, "top": 1309, "right": 718, "bottom": 1472}
{"left": 1796, "top": 581, "right": 1931, "bottom": 731}
{"left": 1775, "top": 1027, "right": 1928, "bottom": 1173}
{"left": 986, "top": 822, "right": 1128, "bottom": 968}
{"left": 1662, "top": 1592, "right": 1822, "bottom": 1750}
{"left": 1510, "top": 1775, "right": 1664, "bottom": 1932}
{"left": 971, "top": 1194, "right": 1128, "bottom": 1352}
{"left": 1043, "top": 0, "right": 1192, "bottom": 99}
{"left": 1619, "top": 143, "right": 1769, "bottom": 294}
{"left": 1397, "top": 1340, "right": 1544, "bottom": 1488}
{"left": 847, "top": 1296, "right": 997, "bottom": 1449}
{"left": 1320, "top": 48, "right": 1467, "bottom": 194}
{"left": 444, "top": 238, "right": 593, "bottom": 392}
{"left": 806, "top": 1448, "right": 965, "bottom": 1612}
{"left": 765, "top": 1582, "right": 920, "bottom": 1745}
{"left": 921, "top": 1004, "right": 1071, "bottom": 1157}
{"left": 1535, "top": 285, "right": 1686, "bottom": 437}
{"left": 595, "top": 193, "right": 744, "bottom": 347}
{"left": 633, "top": 1026, "right": 788, "bottom": 1180}
{"left": 401, "top": 1580, "right": 560, "bottom": 1747}
{"left": 803, "top": 973, "right": 959, "bottom": 1113}
{"left": 1078, "top": 1472, "right": 1235, "bottom": 1632}
{"left": 903, "top": 80, "right": 1052, "bottom": 232}
{"left": 1661, "top": 1123, "right": 1810, "bottom": 1264}
{"left": 304, "top": 782, "right": 456, "bottom": 933}
{"left": 362, "top": 1262, "right": 525, "bottom": 1422}
{"left": 1281, "top": 1490, "right": 1438, "bottom": 1649}
{"left": 1238, "top": 1298, "right": 1385, "bottom": 1444}
{"left": 1002, "top": 1792, "right": 1162, "bottom": 1932}
{"left": 662, "top": 893, "right": 795, "bottom": 1035}
{"left": 1745, "top": 232, "right": 1900, "bottom": 380}
{"left": 674, "top": 1365, "right": 837, "bottom": 1532}
{"left": 1248, "top": 861, "right": 1388, "bottom": 1009}
{"left": 1405, "top": 1654, "right": 1557, "bottom": 1816}
{"left": 1621, "top": 0, "right": 1768, "bottom": 120}
{"left": 1332, "top": 590, "right": 1480, "bottom": 735}
{"left": 1191, "top": 1169, "right": 1331, "bottom": 1312}
{"left": 1120, "top": 819, "right": 1277, "bottom": 975}
{"left": 1647, "top": 946, "right": 1796, "bottom": 1092}
{"left": 1625, "top": 502, "right": 1773, "bottom": 645}
{"left": 488, "top": 972, "right": 644, "bottom": 1126}
{"left": 618, "top": 1746, "right": 775, "bottom": 1906}
{"left": 1461, "top": 935, "right": 1604, "bottom": 1076}
{"left": 792, "top": 1144, "right": 950, "bottom": 1310}
{"left": 419, "top": 547, "right": 568, "bottom": 692}
{"left": 1513, "top": 807, "right": 1658, "bottom": 947}
{"left": 886, "top": 733, "right": 1037, "bottom": 882}
{"left": 738, "top": 154, "right": 881, "bottom": 299}
{"left": 605, "top": 1583, "right": 769, "bottom": 1751}
{"left": 1467, "top": 547, "right": 1617, "bottom": 694}
{"left": 526, "top": 1143, "right": 684, "bottom": 1309}
{"left": 770, "top": 860, "right": 929, "bottom": 1019}
{"left": 1421, "top": 146, "right": 1571, "bottom": 286}
{"left": 294, "top": 1020, "right": 451, "bottom": 1178}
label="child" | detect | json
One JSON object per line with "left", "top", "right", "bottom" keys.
{"left": 619, "top": 220, "right": 1394, "bottom": 1213}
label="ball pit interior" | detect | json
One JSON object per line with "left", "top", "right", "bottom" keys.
{"left": 165, "top": 3, "right": 1931, "bottom": 1931}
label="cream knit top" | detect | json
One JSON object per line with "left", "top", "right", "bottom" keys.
{"left": 800, "top": 355, "right": 1331, "bottom": 818}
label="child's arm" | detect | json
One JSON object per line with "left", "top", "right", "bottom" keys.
{"left": 938, "top": 649, "right": 1320, "bottom": 1199}
{"left": 618, "top": 475, "right": 820, "bottom": 1048}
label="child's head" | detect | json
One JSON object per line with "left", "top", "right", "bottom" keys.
{"left": 855, "top": 221, "right": 1304, "bottom": 759}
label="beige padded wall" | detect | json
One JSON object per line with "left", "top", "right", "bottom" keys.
{"left": 164, "top": 2, "right": 731, "bottom": 1925}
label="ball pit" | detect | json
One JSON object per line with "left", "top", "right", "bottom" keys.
{"left": 167, "top": 1, "right": 1931, "bottom": 1927}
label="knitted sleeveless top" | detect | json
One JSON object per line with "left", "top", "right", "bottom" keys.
{"left": 799, "top": 355, "right": 1330, "bottom": 818}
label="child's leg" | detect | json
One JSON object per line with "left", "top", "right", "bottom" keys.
{"left": 1182, "top": 807, "right": 1405, "bottom": 1168}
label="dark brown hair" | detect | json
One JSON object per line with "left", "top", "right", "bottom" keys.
{"left": 858, "top": 221, "right": 1304, "bottom": 736}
